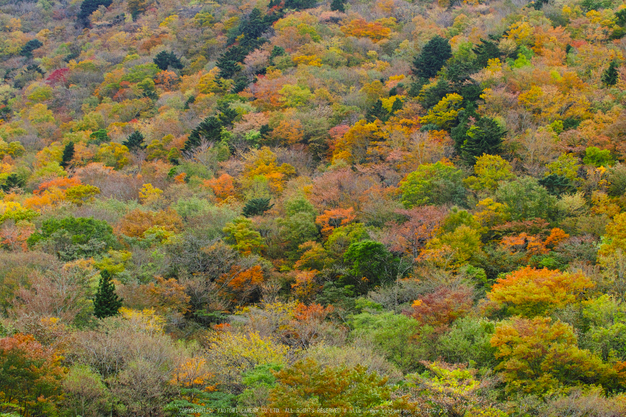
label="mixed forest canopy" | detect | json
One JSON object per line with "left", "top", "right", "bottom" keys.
{"left": 2, "top": 0, "right": 626, "bottom": 414}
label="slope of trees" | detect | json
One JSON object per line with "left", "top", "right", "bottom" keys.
{"left": 0, "top": 0, "right": 626, "bottom": 413}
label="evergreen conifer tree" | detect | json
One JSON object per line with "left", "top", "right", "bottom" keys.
{"left": 602, "top": 61, "right": 619, "bottom": 86}
{"left": 183, "top": 104, "right": 237, "bottom": 153}
{"left": 365, "top": 100, "right": 389, "bottom": 123}
{"left": 473, "top": 38, "right": 501, "bottom": 68}
{"left": 20, "top": 39, "right": 43, "bottom": 58}
{"left": 412, "top": 36, "right": 452, "bottom": 80}
{"left": 331, "top": 0, "right": 346, "bottom": 12}
{"left": 60, "top": 142, "right": 75, "bottom": 169}
{"left": 452, "top": 113, "right": 506, "bottom": 164}
{"left": 231, "top": 76, "right": 250, "bottom": 94}
{"left": 78, "top": 0, "right": 113, "bottom": 26}
{"left": 123, "top": 131, "right": 146, "bottom": 152}
{"left": 93, "top": 270, "right": 122, "bottom": 319}
{"left": 243, "top": 198, "right": 274, "bottom": 217}
{"left": 153, "top": 51, "right": 184, "bottom": 71}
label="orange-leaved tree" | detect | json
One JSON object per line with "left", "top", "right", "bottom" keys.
{"left": 408, "top": 285, "right": 474, "bottom": 328}
{"left": 315, "top": 207, "right": 356, "bottom": 238}
{"left": 0, "top": 333, "right": 66, "bottom": 416}
{"left": 487, "top": 267, "right": 594, "bottom": 317}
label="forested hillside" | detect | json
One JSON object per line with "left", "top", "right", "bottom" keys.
{"left": 1, "top": 0, "right": 626, "bottom": 414}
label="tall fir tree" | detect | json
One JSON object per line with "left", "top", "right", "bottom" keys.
{"left": 242, "top": 198, "right": 274, "bottom": 217}
{"left": 412, "top": 36, "right": 452, "bottom": 80}
{"left": 473, "top": 38, "right": 501, "bottom": 68}
{"left": 602, "top": 61, "right": 619, "bottom": 86}
{"left": 123, "top": 131, "right": 146, "bottom": 152}
{"left": 153, "top": 51, "right": 184, "bottom": 71}
{"left": 452, "top": 111, "right": 506, "bottom": 164}
{"left": 93, "top": 270, "right": 122, "bottom": 319}
{"left": 365, "top": 100, "right": 388, "bottom": 123}
{"left": 20, "top": 39, "right": 43, "bottom": 58}
{"left": 77, "top": 0, "right": 113, "bottom": 26}
{"left": 60, "top": 141, "right": 75, "bottom": 169}
{"left": 331, "top": 0, "right": 346, "bottom": 12}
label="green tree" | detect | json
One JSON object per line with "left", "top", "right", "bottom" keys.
{"left": 412, "top": 36, "right": 452, "bottom": 80}
{"left": 89, "top": 129, "right": 109, "bottom": 145}
{"left": 437, "top": 317, "right": 497, "bottom": 367}
{"left": 406, "top": 361, "right": 505, "bottom": 417}
{"left": 60, "top": 141, "right": 75, "bottom": 169}
{"left": 93, "top": 269, "right": 122, "bottom": 319}
{"left": 122, "top": 131, "right": 146, "bottom": 152}
{"left": 473, "top": 37, "right": 501, "bottom": 68}
{"left": 216, "top": 46, "right": 248, "bottom": 80}
{"left": 78, "top": 0, "right": 112, "bottom": 26}
{"left": 27, "top": 216, "right": 119, "bottom": 261}
{"left": 365, "top": 100, "right": 390, "bottom": 123}
{"left": 20, "top": 39, "right": 43, "bottom": 58}
{"left": 231, "top": 75, "right": 249, "bottom": 94}
{"left": 330, "top": 0, "right": 346, "bottom": 12}
{"left": 153, "top": 51, "right": 184, "bottom": 71}
{"left": 223, "top": 217, "right": 266, "bottom": 255}
{"left": 350, "top": 312, "right": 426, "bottom": 373}
{"left": 495, "top": 177, "right": 557, "bottom": 221}
{"left": 583, "top": 146, "right": 614, "bottom": 167}
{"left": 283, "top": 0, "right": 317, "bottom": 10}
{"left": 601, "top": 61, "right": 619, "bottom": 87}
{"left": 184, "top": 104, "right": 237, "bottom": 153}
{"left": 127, "top": 0, "right": 148, "bottom": 20}
{"left": 452, "top": 111, "right": 506, "bottom": 164}
{"left": 464, "top": 154, "right": 514, "bottom": 192}
{"left": 344, "top": 240, "right": 402, "bottom": 289}
{"left": 400, "top": 161, "right": 467, "bottom": 208}
{"left": 242, "top": 198, "right": 274, "bottom": 217}
{"left": 538, "top": 174, "right": 576, "bottom": 197}
{"left": 0, "top": 173, "right": 26, "bottom": 192}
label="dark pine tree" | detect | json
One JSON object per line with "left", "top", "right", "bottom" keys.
{"left": 446, "top": 61, "right": 478, "bottom": 86}
{"left": 259, "top": 124, "right": 273, "bottom": 141}
{"left": 418, "top": 77, "right": 452, "bottom": 109}
{"left": 365, "top": 100, "right": 389, "bottom": 123}
{"left": 284, "top": 0, "right": 317, "bottom": 9}
{"left": 458, "top": 116, "right": 507, "bottom": 164}
{"left": 20, "top": 39, "right": 43, "bottom": 58}
{"left": 0, "top": 173, "right": 25, "bottom": 192}
{"left": 216, "top": 55, "right": 242, "bottom": 79}
{"left": 153, "top": 51, "right": 184, "bottom": 71}
{"left": 93, "top": 270, "right": 122, "bottom": 319}
{"left": 241, "top": 8, "right": 266, "bottom": 45}
{"left": 123, "top": 131, "right": 146, "bottom": 152}
{"left": 78, "top": 0, "right": 113, "bottom": 26}
{"left": 412, "top": 36, "right": 452, "bottom": 80}
{"left": 616, "top": 9, "right": 626, "bottom": 26}
{"left": 602, "top": 61, "right": 619, "bottom": 87}
{"left": 242, "top": 198, "right": 274, "bottom": 217}
{"left": 331, "top": 0, "right": 346, "bottom": 12}
{"left": 472, "top": 38, "right": 501, "bottom": 68}
{"left": 184, "top": 116, "right": 222, "bottom": 153}
{"left": 231, "top": 75, "right": 250, "bottom": 94}
{"left": 390, "top": 96, "right": 404, "bottom": 114}
{"left": 60, "top": 142, "right": 75, "bottom": 169}
{"left": 270, "top": 46, "right": 286, "bottom": 60}
{"left": 539, "top": 174, "right": 576, "bottom": 197}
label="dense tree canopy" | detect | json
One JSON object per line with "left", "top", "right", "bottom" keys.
{"left": 1, "top": 0, "right": 626, "bottom": 413}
